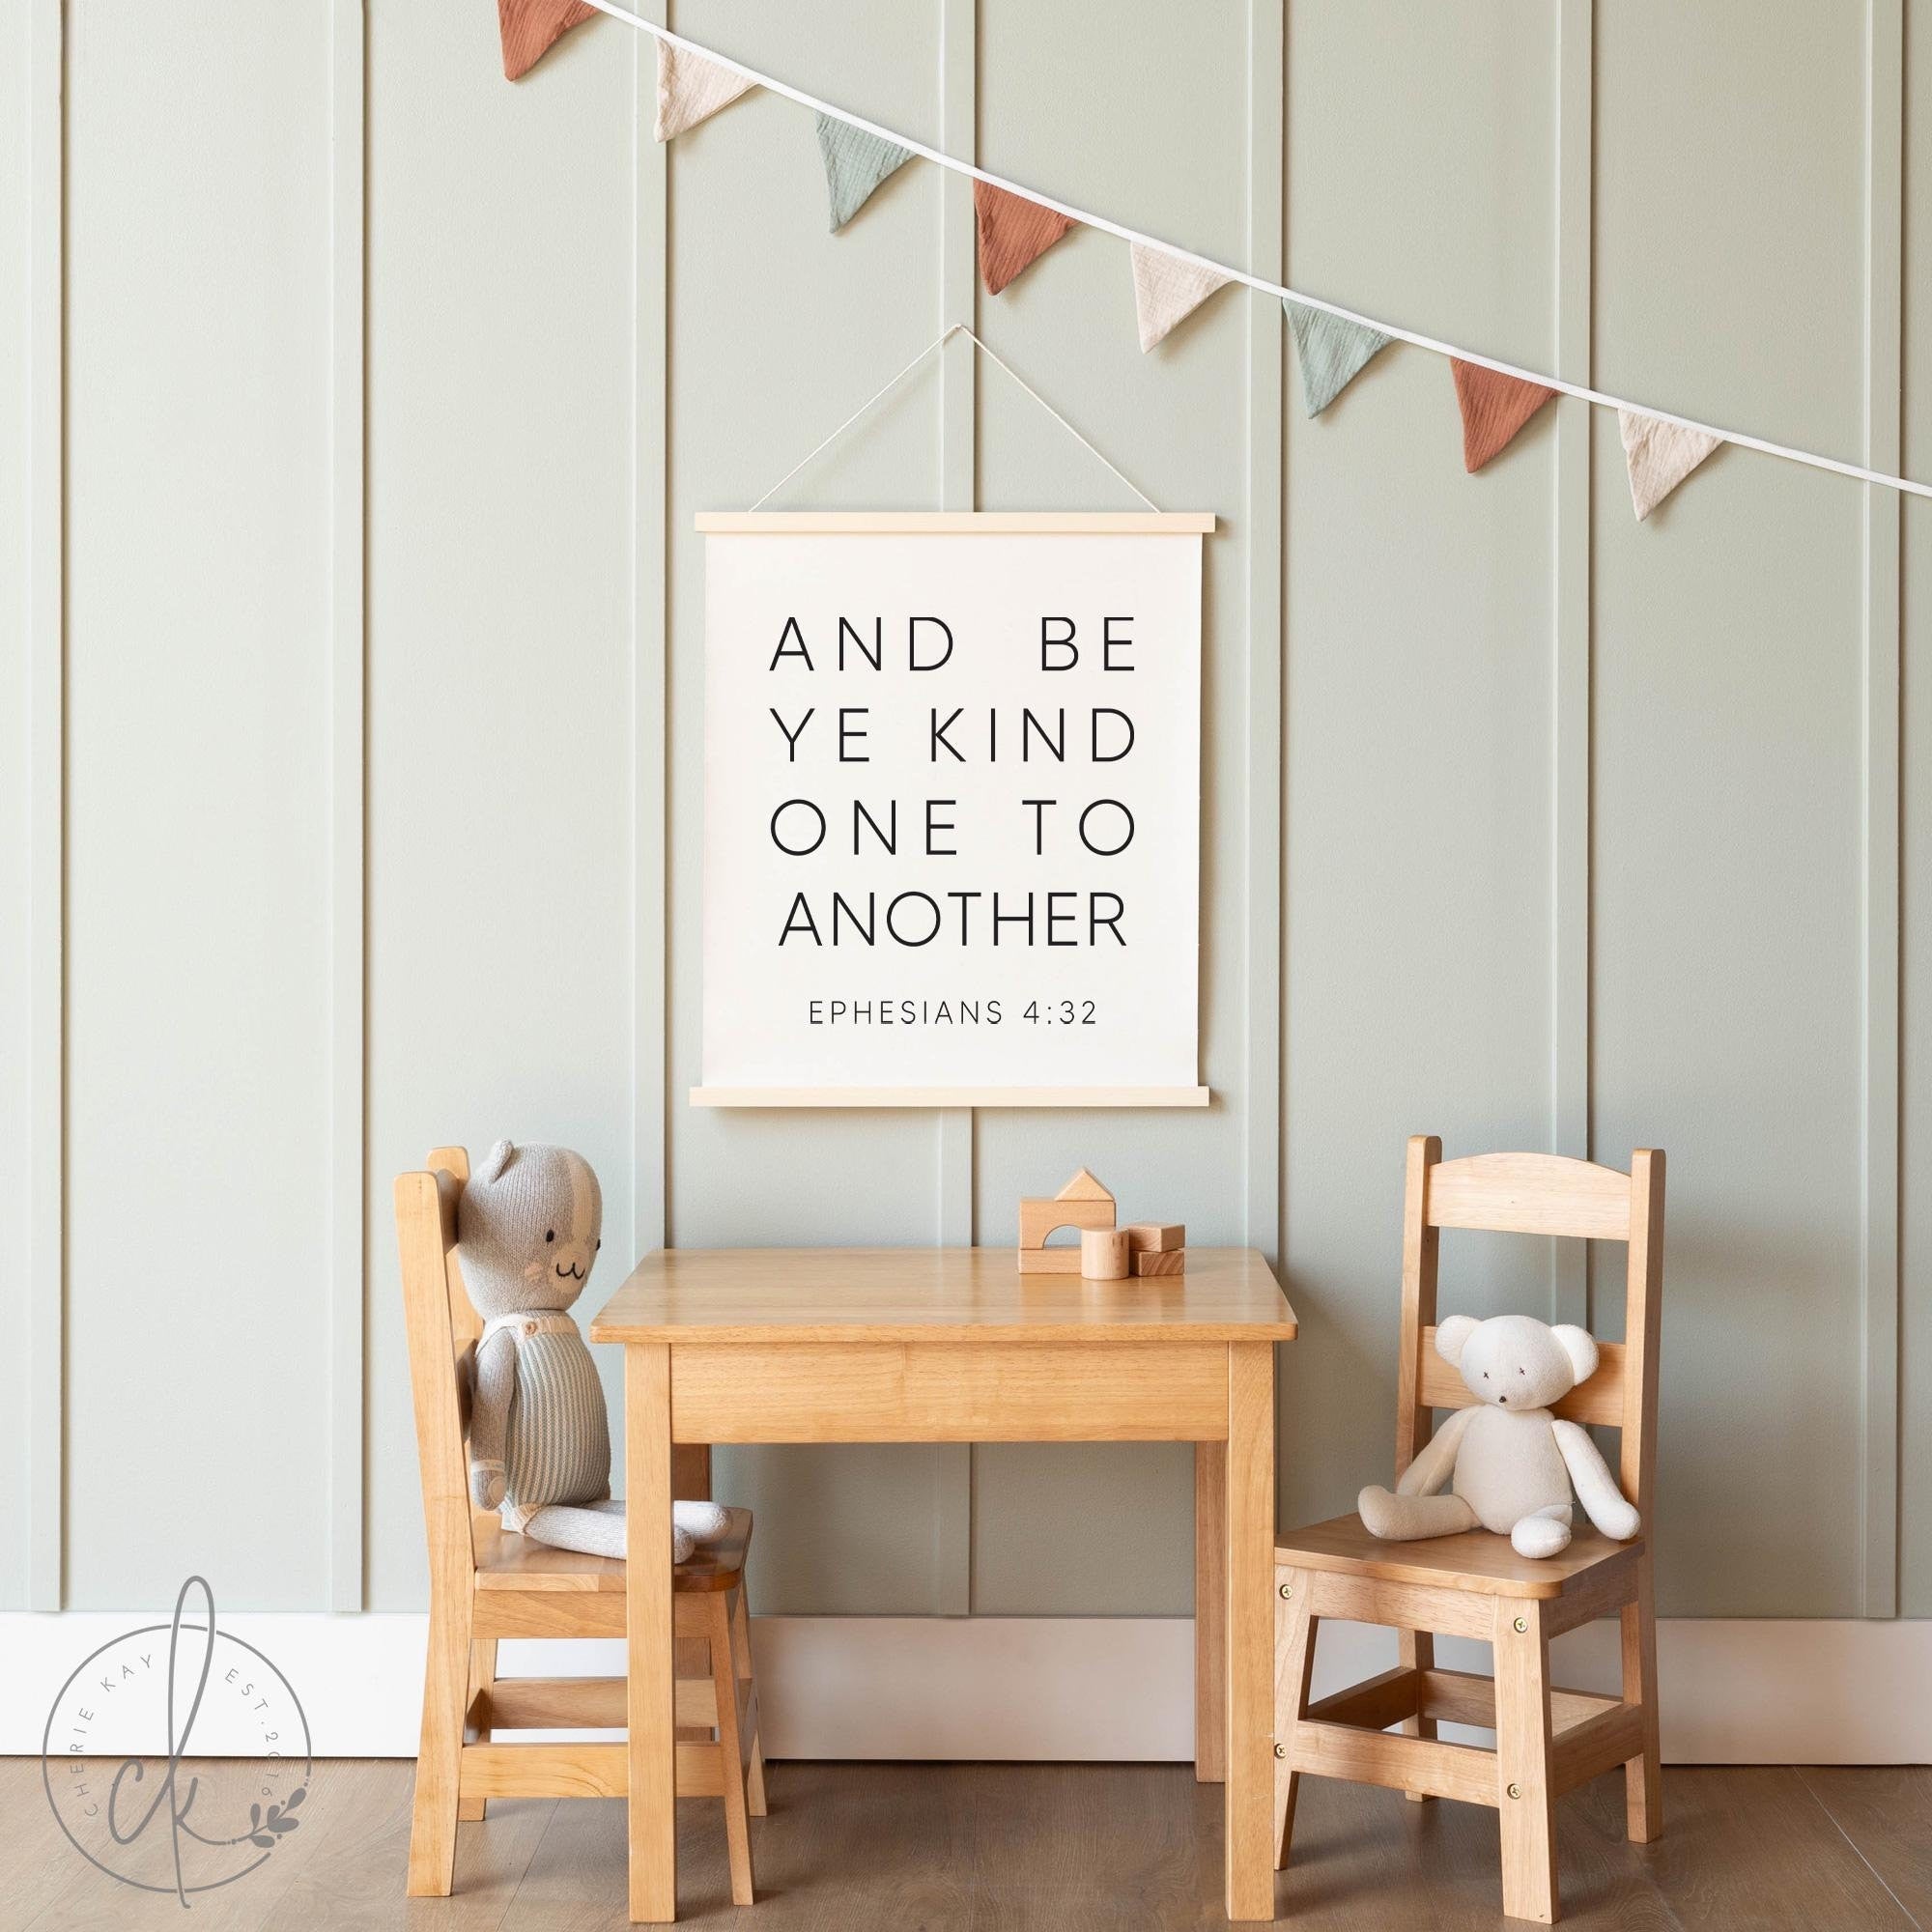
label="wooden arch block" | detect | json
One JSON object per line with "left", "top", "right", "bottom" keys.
{"left": 1018, "top": 1169, "right": 1117, "bottom": 1273}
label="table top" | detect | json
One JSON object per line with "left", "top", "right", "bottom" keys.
{"left": 590, "top": 1246, "right": 1296, "bottom": 1347}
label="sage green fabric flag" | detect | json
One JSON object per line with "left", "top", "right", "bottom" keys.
{"left": 1286, "top": 300, "right": 1392, "bottom": 416}
{"left": 815, "top": 114, "right": 912, "bottom": 231}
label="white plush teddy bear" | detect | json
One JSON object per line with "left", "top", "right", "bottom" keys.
{"left": 1357, "top": 1313, "right": 1640, "bottom": 1559}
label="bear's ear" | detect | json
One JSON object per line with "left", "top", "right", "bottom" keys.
{"left": 1550, "top": 1324, "right": 1599, "bottom": 1387}
{"left": 478, "top": 1139, "right": 516, "bottom": 1184}
{"left": 1435, "top": 1315, "right": 1479, "bottom": 1366}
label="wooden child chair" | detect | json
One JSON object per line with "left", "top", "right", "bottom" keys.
{"left": 398, "top": 1146, "right": 767, "bottom": 1904}
{"left": 1271, "top": 1138, "right": 1664, "bottom": 1924}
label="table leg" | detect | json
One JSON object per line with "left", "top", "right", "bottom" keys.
{"left": 1194, "top": 1440, "right": 1227, "bottom": 1783}
{"left": 625, "top": 1343, "right": 677, "bottom": 1923}
{"left": 1225, "top": 1343, "right": 1276, "bottom": 1921}
{"left": 673, "top": 1446, "right": 711, "bottom": 1747}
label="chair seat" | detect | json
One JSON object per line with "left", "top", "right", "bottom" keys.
{"left": 472, "top": 1506, "right": 753, "bottom": 1594}
{"left": 1274, "top": 1512, "right": 1643, "bottom": 1600}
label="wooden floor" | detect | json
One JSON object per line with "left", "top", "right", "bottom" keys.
{"left": 4, "top": 1757, "right": 1927, "bottom": 1931}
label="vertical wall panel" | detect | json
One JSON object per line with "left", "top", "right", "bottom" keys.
{"left": 1592, "top": 3, "right": 1867, "bottom": 1616}
{"left": 667, "top": 3, "right": 950, "bottom": 1614}
{"left": 967, "top": 0, "right": 1255, "bottom": 1616}
{"left": 0, "top": 0, "right": 35, "bottom": 1609}
{"left": 1900, "top": 14, "right": 1931, "bottom": 1618}
{"left": 63, "top": 1, "right": 333, "bottom": 1607}
{"left": 363, "top": 0, "right": 639, "bottom": 1607}
{"left": 1277, "top": 1, "right": 1558, "bottom": 1534}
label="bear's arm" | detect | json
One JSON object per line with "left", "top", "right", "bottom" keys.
{"left": 1395, "top": 1404, "right": 1475, "bottom": 1496}
{"left": 1551, "top": 1418, "right": 1640, "bottom": 1541}
{"left": 468, "top": 1329, "right": 517, "bottom": 1511}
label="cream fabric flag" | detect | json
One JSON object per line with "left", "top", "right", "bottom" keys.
{"left": 1618, "top": 409, "right": 1721, "bottom": 520}
{"left": 655, "top": 42, "right": 755, "bottom": 142}
{"left": 1129, "top": 243, "right": 1233, "bottom": 353}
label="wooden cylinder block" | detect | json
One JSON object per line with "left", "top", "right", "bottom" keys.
{"left": 1080, "top": 1228, "right": 1131, "bottom": 1280}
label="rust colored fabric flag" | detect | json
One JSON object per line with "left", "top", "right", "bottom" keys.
{"left": 497, "top": 0, "right": 594, "bottom": 81}
{"left": 1451, "top": 360, "right": 1558, "bottom": 472}
{"left": 975, "top": 182, "right": 1075, "bottom": 295}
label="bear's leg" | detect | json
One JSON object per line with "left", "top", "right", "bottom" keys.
{"left": 675, "top": 1500, "right": 731, "bottom": 1542}
{"left": 1357, "top": 1488, "right": 1478, "bottom": 1541}
{"left": 1511, "top": 1503, "right": 1574, "bottom": 1560}
{"left": 525, "top": 1500, "right": 696, "bottom": 1564}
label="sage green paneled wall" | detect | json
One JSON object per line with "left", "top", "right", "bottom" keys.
{"left": 1903, "top": 9, "right": 1932, "bottom": 1616}
{"left": 0, "top": 0, "right": 1924, "bottom": 1624}
{"left": 0, "top": 0, "right": 33, "bottom": 1611}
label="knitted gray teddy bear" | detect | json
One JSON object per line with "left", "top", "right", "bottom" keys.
{"left": 457, "top": 1139, "right": 726, "bottom": 1563}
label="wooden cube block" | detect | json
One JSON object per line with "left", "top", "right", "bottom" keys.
{"left": 1079, "top": 1229, "right": 1131, "bottom": 1280}
{"left": 1132, "top": 1249, "right": 1186, "bottom": 1278}
{"left": 1122, "top": 1223, "right": 1185, "bottom": 1254}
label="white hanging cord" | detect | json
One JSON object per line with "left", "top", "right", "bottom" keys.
{"left": 580, "top": 0, "right": 1931, "bottom": 504}
{"left": 750, "top": 323, "right": 1159, "bottom": 511}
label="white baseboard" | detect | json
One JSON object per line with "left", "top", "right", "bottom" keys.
{"left": 4, "top": 1612, "right": 1925, "bottom": 1764}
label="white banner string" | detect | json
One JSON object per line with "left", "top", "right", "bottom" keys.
{"left": 581, "top": 0, "right": 1930, "bottom": 503}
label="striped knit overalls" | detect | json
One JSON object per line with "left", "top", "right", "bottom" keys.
{"left": 483, "top": 1309, "right": 611, "bottom": 1532}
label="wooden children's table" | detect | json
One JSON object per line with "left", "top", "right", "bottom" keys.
{"left": 591, "top": 1246, "right": 1297, "bottom": 1923}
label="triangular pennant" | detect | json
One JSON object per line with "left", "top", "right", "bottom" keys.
{"left": 1451, "top": 360, "right": 1559, "bottom": 472}
{"left": 1618, "top": 409, "right": 1720, "bottom": 521}
{"left": 815, "top": 115, "right": 912, "bottom": 231}
{"left": 1285, "top": 301, "right": 1392, "bottom": 416}
{"left": 974, "top": 182, "right": 1075, "bottom": 295}
{"left": 1129, "top": 244, "right": 1233, "bottom": 353}
{"left": 655, "top": 42, "right": 755, "bottom": 142}
{"left": 497, "top": 0, "right": 595, "bottom": 81}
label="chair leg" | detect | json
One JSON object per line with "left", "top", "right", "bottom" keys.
{"left": 1271, "top": 1565, "right": 1317, "bottom": 1871}
{"left": 732, "top": 1584, "right": 768, "bottom": 1818}
{"left": 708, "top": 1593, "right": 756, "bottom": 1906}
{"left": 1494, "top": 1602, "right": 1558, "bottom": 1924}
{"left": 406, "top": 1587, "right": 471, "bottom": 1897}
{"left": 457, "top": 1638, "right": 497, "bottom": 1823}
{"left": 1398, "top": 1627, "right": 1436, "bottom": 1802}
{"left": 1622, "top": 1555, "right": 1662, "bottom": 1843}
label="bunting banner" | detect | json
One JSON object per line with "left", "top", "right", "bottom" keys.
{"left": 506, "top": 9, "right": 1932, "bottom": 520}
{"left": 1452, "top": 360, "right": 1558, "bottom": 473}
{"left": 1619, "top": 410, "right": 1721, "bottom": 521}
{"left": 1129, "top": 243, "right": 1232, "bottom": 353}
{"left": 656, "top": 42, "right": 755, "bottom": 142}
{"left": 497, "top": 0, "right": 593, "bottom": 81}
{"left": 1286, "top": 301, "right": 1391, "bottom": 416}
{"left": 815, "top": 115, "right": 912, "bottom": 231}
{"left": 975, "top": 181, "right": 1075, "bottom": 296}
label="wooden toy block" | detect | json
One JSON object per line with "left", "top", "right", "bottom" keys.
{"left": 1018, "top": 1196, "right": 1116, "bottom": 1249}
{"left": 1017, "top": 1170, "right": 1117, "bottom": 1272}
{"left": 1080, "top": 1229, "right": 1131, "bottom": 1280}
{"left": 1017, "top": 1247, "right": 1085, "bottom": 1275}
{"left": 1132, "top": 1249, "right": 1186, "bottom": 1278}
{"left": 1056, "top": 1168, "right": 1114, "bottom": 1203}
{"left": 1122, "top": 1222, "right": 1185, "bottom": 1254}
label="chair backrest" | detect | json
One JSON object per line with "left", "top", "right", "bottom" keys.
{"left": 396, "top": 1146, "right": 485, "bottom": 1590}
{"left": 1394, "top": 1138, "right": 1665, "bottom": 1520}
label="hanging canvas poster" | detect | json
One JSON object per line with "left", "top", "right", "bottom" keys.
{"left": 694, "top": 511, "right": 1210, "bottom": 1107}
